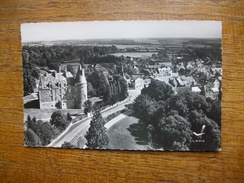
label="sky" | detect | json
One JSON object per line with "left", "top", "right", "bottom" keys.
{"left": 21, "top": 20, "right": 222, "bottom": 42}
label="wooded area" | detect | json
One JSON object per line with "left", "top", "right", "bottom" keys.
{"left": 0, "top": 0, "right": 243, "bottom": 182}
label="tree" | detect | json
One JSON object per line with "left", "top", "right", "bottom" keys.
{"left": 23, "top": 63, "right": 39, "bottom": 96}
{"left": 25, "top": 115, "right": 41, "bottom": 136}
{"left": 103, "top": 84, "right": 112, "bottom": 105}
{"left": 55, "top": 100, "right": 62, "bottom": 109}
{"left": 207, "top": 99, "right": 221, "bottom": 127}
{"left": 98, "top": 73, "right": 109, "bottom": 96}
{"left": 67, "top": 112, "right": 72, "bottom": 121}
{"left": 189, "top": 110, "right": 221, "bottom": 151}
{"left": 118, "top": 76, "right": 128, "bottom": 101}
{"left": 83, "top": 100, "right": 93, "bottom": 115}
{"left": 85, "top": 110, "right": 109, "bottom": 149}
{"left": 39, "top": 122, "right": 55, "bottom": 146}
{"left": 50, "top": 111, "right": 69, "bottom": 132}
{"left": 133, "top": 94, "right": 155, "bottom": 121}
{"left": 177, "top": 88, "right": 209, "bottom": 114}
{"left": 165, "top": 88, "right": 210, "bottom": 122}
{"left": 61, "top": 142, "right": 76, "bottom": 148}
{"left": 156, "top": 115, "right": 192, "bottom": 150}
{"left": 24, "top": 129, "right": 43, "bottom": 146}
{"left": 141, "top": 79, "right": 174, "bottom": 101}
{"left": 87, "top": 71, "right": 100, "bottom": 91}
{"left": 166, "top": 95, "right": 189, "bottom": 118}
{"left": 144, "top": 100, "right": 165, "bottom": 127}
{"left": 87, "top": 82, "right": 96, "bottom": 97}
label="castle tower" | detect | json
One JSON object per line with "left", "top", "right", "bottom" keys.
{"left": 75, "top": 65, "right": 87, "bottom": 110}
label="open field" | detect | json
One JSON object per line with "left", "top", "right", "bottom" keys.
{"left": 108, "top": 115, "right": 149, "bottom": 150}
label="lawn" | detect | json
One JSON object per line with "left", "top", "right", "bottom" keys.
{"left": 107, "top": 115, "right": 149, "bottom": 150}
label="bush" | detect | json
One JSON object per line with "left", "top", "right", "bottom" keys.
{"left": 50, "top": 111, "right": 70, "bottom": 132}
{"left": 24, "top": 129, "right": 43, "bottom": 146}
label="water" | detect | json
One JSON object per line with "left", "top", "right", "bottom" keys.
{"left": 111, "top": 52, "right": 157, "bottom": 58}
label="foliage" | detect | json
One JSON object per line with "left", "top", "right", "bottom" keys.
{"left": 87, "top": 71, "right": 101, "bottom": 92}
{"left": 88, "top": 71, "right": 128, "bottom": 107}
{"left": 24, "top": 128, "right": 42, "bottom": 146}
{"left": 85, "top": 110, "right": 109, "bottom": 149}
{"left": 133, "top": 86, "right": 221, "bottom": 151}
{"left": 39, "top": 122, "right": 55, "bottom": 146}
{"left": 104, "top": 110, "right": 123, "bottom": 122}
{"left": 55, "top": 100, "right": 62, "bottom": 109}
{"left": 133, "top": 94, "right": 155, "bottom": 122}
{"left": 67, "top": 112, "right": 72, "bottom": 121}
{"left": 156, "top": 115, "right": 192, "bottom": 150}
{"left": 118, "top": 76, "right": 128, "bottom": 100}
{"left": 23, "top": 63, "right": 39, "bottom": 96}
{"left": 61, "top": 142, "right": 76, "bottom": 148}
{"left": 189, "top": 110, "right": 221, "bottom": 151}
{"left": 168, "top": 88, "right": 209, "bottom": 116}
{"left": 141, "top": 79, "right": 174, "bottom": 101}
{"left": 83, "top": 100, "right": 93, "bottom": 115}
{"left": 25, "top": 115, "right": 60, "bottom": 146}
{"left": 207, "top": 99, "right": 221, "bottom": 127}
{"left": 87, "top": 82, "right": 96, "bottom": 97}
{"left": 50, "top": 111, "right": 70, "bottom": 132}
{"left": 26, "top": 115, "right": 40, "bottom": 135}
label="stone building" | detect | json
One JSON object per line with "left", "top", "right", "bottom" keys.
{"left": 38, "top": 63, "right": 87, "bottom": 110}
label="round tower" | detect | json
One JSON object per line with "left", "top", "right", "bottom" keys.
{"left": 75, "top": 65, "right": 87, "bottom": 110}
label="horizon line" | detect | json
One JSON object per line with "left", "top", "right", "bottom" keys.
{"left": 22, "top": 37, "right": 222, "bottom": 44}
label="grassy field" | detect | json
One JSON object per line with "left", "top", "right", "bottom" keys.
{"left": 107, "top": 115, "right": 149, "bottom": 150}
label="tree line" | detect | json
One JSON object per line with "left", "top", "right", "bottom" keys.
{"left": 87, "top": 71, "right": 128, "bottom": 107}
{"left": 61, "top": 106, "right": 110, "bottom": 149}
{"left": 24, "top": 111, "right": 72, "bottom": 146}
{"left": 22, "top": 45, "right": 120, "bottom": 70}
{"left": 133, "top": 79, "right": 221, "bottom": 151}
{"left": 22, "top": 45, "right": 125, "bottom": 96}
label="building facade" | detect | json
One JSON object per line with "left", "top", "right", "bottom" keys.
{"left": 38, "top": 63, "right": 87, "bottom": 110}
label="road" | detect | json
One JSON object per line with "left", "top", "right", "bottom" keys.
{"left": 48, "top": 90, "right": 140, "bottom": 148}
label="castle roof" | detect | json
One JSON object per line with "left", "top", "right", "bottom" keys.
{"left": 75, "top": 65, "right": 87, "bottom": 84}
{"left": 39, "top": 73, "right": 67, "bottom": 89}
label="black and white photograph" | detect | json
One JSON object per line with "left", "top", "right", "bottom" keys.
{"left": 21, "top": 20, "right": 222, "bottom": 151}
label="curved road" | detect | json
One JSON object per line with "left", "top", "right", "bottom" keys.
{"left": 48, "top": 90, "right": 140, "bottom": 148}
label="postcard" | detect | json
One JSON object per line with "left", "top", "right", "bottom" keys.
{"left": 21, "top": 20, "right": 222, "bottom": 151}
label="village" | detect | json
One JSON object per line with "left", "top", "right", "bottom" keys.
{"left": 23, "top": 37, "right": 222, "bottom": 151}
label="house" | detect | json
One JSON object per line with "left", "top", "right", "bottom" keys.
{"left": 204, "top": 87, "right": 219, "bottom": 100}
{"left": 169, "top": 78, "right": 177, "bottom": 88}
{"left": 208, "top": 77, "right": 220, "bottom": 89}
{"left": 157, "top": 67, "right": 172, "bottom": 77}
{"left": 203, "top": 78, "right": 221, "bottom": 100}
{"left": 211, "top": 67, "right": 222, "bottom": 76}
{"left": 180, "top": 76, "right": 197, "bottom": 88}
{"left": 191, "top": 86, "right": 201, "bottom": 93}
{"left": 133, "top": 66, "right": 139, "bottom": 74}
{"left": 130, "top": 78, "right": 144, "bottom": 90}
{"left": 176, "top": 77, "right": 185, "bottom": 87}
{"left": 94, "top": 64, "right": 109, "bottom": 75}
